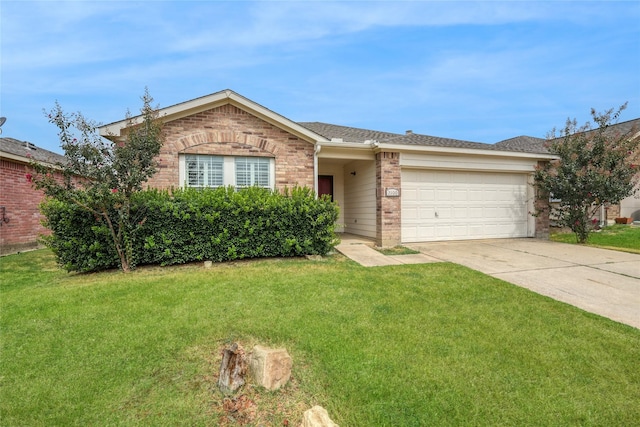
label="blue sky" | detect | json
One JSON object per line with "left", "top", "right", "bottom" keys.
{"left": 1, "top": 1, "right": 639, "bottom": 154}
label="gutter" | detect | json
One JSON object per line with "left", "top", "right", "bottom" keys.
{"left": 373, "top": 142, "right": 558, "bottom": 160}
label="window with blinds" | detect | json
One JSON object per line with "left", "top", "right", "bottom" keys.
{"left": 235, "top": 157, "right": 271, "bottom": 188}
{"left": 185, "top": 155, "right": 224, "bottom": 188}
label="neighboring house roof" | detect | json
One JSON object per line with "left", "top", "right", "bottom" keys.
{"left": 602, "top": 117, "right": 640, "bottom": 139}
{"left": 495, "top": 118, "right": 640, "bottom": 154}
{"left": 0, "top": 137, "right": 66, "bottom": 166}
{"left": 494, "top": 135, "right": 547, "bottom": 153}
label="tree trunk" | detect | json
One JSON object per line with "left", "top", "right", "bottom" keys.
{"left": 218, "top": 343, "right": 246, "bottom": 394}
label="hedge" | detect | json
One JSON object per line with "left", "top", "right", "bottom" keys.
{"left": 40, "top": 186, "right": 339, "bottom": 272}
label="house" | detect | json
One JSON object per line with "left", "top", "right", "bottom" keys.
{"left": 0, "top": 137, "right": 66, "bottom": 255}
{"left": 608, "top": 119, "right": 640, "bottom": 222}
{"left": 100, "top": 89, "right": 556, "bottom": 247}
{"left": 496, "top": 119, "right": 640, "bottom": 224}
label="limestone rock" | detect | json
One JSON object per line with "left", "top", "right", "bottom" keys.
{"left": 300, "top": 406, "right": 339, "bottom": 427}
{"left": 249, "top": 345, "right": 292, "bottom": 390}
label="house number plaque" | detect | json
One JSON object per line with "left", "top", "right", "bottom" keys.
{"left": 385, "top": 188, "right": 400, "bottom": 197}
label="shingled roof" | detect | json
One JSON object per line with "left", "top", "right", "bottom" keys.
{"left": 302, "top": 117, "right": 640, "bottom": 155}
{"left": 494, "top": 135, "right": 547, "bottom": 153}
{"left": 300, "top": 121, "right": 539, "bottom": 153}
{"left": 0, "top": 137, "right": 66, "bottom": 165}
{"left": 298, "top": 122, "right": 402, "bottom": 143}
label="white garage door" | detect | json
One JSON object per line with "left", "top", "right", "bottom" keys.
{"left": 402, "top": 170, "right": 530, "bottom": 242}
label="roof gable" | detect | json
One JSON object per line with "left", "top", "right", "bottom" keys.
{"left": 99, "top": 89, "right": 328, "bottom": 144}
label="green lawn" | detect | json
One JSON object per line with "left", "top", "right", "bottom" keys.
{"left": 551, "top": 224, "right": 640, "bottom": 253}
{"left": 1, "top": 250, "right": 639, "bottom": 426}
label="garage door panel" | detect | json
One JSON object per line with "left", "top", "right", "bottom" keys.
{"left": 403, "top": 206, "right": 418, "bottom": 220}
{"left": 453, "top": 208, "right": 469, "bottom": 219}
{"left": 402, "top": 170, "right": 529, "bottom": 242}
{"left": 437, "top": 189, "right": 452, "bottom": 201}
{"left": 420, "top": 208, "right": 435, "bottom": 220}
{"left": 469, "top": 190, "right": 483, "bottom": 201}
{"left": 420, "top": 189, "right": 435, "bottom": 201}
{"left": 453, "top": 189, "right": 468, "bottom": 201}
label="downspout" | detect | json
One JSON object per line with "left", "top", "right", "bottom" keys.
{"left": 314, "top": 143, "right": 322, "bottom": 197}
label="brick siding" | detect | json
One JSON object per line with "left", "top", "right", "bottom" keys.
{"left": 375, "top": 151, "right": 401, "bottom": 247}
{"left": 534, "top": 161, "right": 551, "bottom": 239}
{"left": 146, "top": 104, "right": 314, "bottom": 190}
{"left": 0, "top": 159, "right": 51, "bottom": 254}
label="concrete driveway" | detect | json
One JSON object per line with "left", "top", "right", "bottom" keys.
{"left": 405, "top": 239, "right": 640, "bottom": 329}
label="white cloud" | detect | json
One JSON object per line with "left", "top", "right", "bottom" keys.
{"left": 1, "top": 1, "right": 638, "bottom": 152}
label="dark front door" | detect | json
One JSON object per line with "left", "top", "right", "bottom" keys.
{"left": 318, "top": 175, "right": 334, "bottom": 201}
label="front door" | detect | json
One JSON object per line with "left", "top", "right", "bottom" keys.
{"left": 318, "top": 175, "right": 334, "bottom": 201}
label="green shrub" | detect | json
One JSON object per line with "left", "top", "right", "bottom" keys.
{"left": 41, "top": 186, "right": 339, "bottom": 272}
{"left": 40, "top": 199, "right": 119, "bottom": 272}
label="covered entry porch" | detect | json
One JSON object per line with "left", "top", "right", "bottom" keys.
{"left": 317, "top": 144, "right": 401, "bottom": 247}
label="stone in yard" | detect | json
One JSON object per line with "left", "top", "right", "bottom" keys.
{"left": 249, "top": 345, "right": 292, "bottom": 390}
{"left": 300, "top": 406, "right": 339, "bottom": 427}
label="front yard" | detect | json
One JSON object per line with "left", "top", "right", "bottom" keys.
{"left": 551, "top": 224, "right": 640, "bottom": 253}
{"left": 1, "top": 250, "right": 639, "bottom": 426}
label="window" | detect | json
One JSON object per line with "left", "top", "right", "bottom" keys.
{"left": 235, "top": 157, "right": 271, "bottom": 188}
{"left": 185, "top": 155, "right": 224, "bottom": 188}
{"left": 180, "top": 155, "right": 274, "bottom": 189}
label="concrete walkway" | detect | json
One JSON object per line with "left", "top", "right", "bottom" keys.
{"left": 335, "top": 234, "right": 440, "bottom": 267}
{"left": 407, "top": 239, "right": 640, "bottom": 329}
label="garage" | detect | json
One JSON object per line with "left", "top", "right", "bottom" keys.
{"left": 402, "top": 169, "right": 531, "bottom": 242}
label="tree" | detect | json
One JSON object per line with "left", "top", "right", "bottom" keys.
{"left": 31, "top": 88, "right": 164, "bottom": 272}
{"left": 534, "top": 104, "right": 639, "bottom": 243}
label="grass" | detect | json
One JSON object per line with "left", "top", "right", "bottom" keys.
{"left": 374, "top": 245, "right": 421, "bottom": 255}
{"left": 551, "top": 224, "right": 640, "bottom": 253}
{"left": 1, "top": 250, "right": 639, "bottom": 426}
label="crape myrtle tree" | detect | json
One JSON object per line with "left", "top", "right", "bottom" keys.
{"left": 30, "top": 88, "right": 164, "bottom": 272}
{"left": 534, "top": 104, "right": 639, "bottom": 243}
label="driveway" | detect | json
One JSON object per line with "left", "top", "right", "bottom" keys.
{"left": 405, "top": 239, "right": 640, "bottom": 329}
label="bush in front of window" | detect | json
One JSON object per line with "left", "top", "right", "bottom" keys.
{"left": 40, "top": 186, "right": 339, "bottom": 272}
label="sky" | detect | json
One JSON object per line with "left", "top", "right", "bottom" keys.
{"left": 1, "top": 1, "right": 639, "bottom": 154}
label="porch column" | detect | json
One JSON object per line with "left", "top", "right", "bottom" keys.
{"left": 376, "top": 151, "right": 401, "bottom": 247}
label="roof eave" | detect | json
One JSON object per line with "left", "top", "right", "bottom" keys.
{"left": 0, "top": 150, "right": 64, "bottom": 169}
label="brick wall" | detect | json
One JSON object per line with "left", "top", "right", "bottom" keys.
{"left": 0, "top": 159, "right": 51, "bottom": 254}
{"left": 146, "top": 104, "right": 315, "bottom": 190}
{"left": 606, "top": 204, "right": 621, "bottom": 221}
{"left": 375, "top": 151, "right": 401, "bottom": 247}
{"left": 534, "top": 161, "right": 550, "bottom": 239}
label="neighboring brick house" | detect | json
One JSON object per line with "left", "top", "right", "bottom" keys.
{"left": 0, "top": 138, "right": 65, "bottom": 255}
{"left": 496, "top": 118, "right": 640, "bottom": 225}
{"left": 101, "top": 89, "right": 556, "bottom": 247}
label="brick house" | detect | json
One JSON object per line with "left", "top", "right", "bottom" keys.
{"left": 100, "top": 89, "right": 556, "bottom": 247}
{"left": 496, "top": 118, "right": 640, "bottom": 224}
{"left": 0, "top": 138, "right": 66, "bottom": 255}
